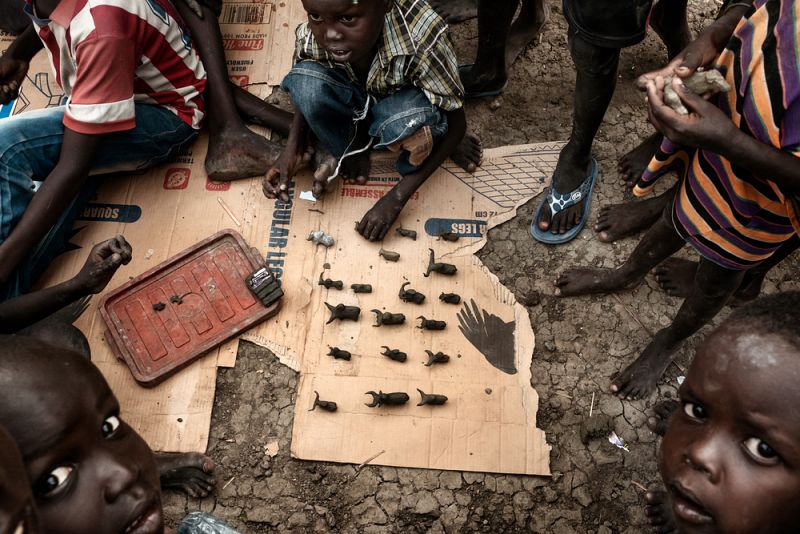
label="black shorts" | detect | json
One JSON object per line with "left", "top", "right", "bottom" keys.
{"left": 562, "top": 0, "right": 654, "bottom": 49}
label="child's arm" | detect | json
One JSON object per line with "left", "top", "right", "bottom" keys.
{"left": 0, "top": 25, "right": 42, "bottom": 103}
{"left": 645, "top": 77, "right": 800, "bottom": 196}
{"left": 0, "top": 129, "right": 101, "bottom": 284}
{"left": 0, "top": 236, "right": 131, "bottom": 333}
{"left": 263, "top": 110, "right": 307, "bottom": 202}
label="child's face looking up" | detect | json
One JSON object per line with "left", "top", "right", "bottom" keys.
{"left": 660, "top": 325, "right": 800, "bottom": 533}
{"left": 0, "top": 346, "right": 163, "bottom": 534}
{"left": 0, "top": 427, "right": 39, "bottom": 534}
{"left": 301, "top": 0, "right": 391, "bottom": 71}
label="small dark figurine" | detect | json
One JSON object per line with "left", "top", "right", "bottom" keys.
{"left": 324, "top": 302, "right": 361, "bottom": 324}
{"left": 439, "top": 231, "right": 460, "bottom": 242}
{"left": 424, "top": 350, "right": 450, "bottom": 366}
{"left": 439, "top": 292, "right": 461, "bottom": 304}
{"left": 152, "top": 302, "right": 166, "bottom": 311}
{"left": 379, "top": 248, "right": 401, "bottom": 262}
{"left": 327, "top": 346, "right": 352, "bottom": 361}
{"left": 396, "top": 226, "right": 417, "bottom": 240}
{"left": 417, "top": 316, "right": 446, "bottom": 330}
{"left": 381, "top": 346, "right": 407, "bottom": 362}
{"left": 398, "top": 282, "right": 425, "bottom": 304}
{"left": 424, "top": 249, "right": 457, "bottom": 277}
{"left": 351, "top": 284, "right": 373, "bottom": 294}
{"left": 309, "top": 391, "right": 338, "bottom": 412}
{"left": 416, "top": 388, "right": 448, "bottom": 406}
{"left": 365, "top": 391, "right": 410, "bottom": 407}
{"left": 318, "top": 271, "right": 344, "bottom": 290}
{"left": 372, "top": 309, "right": 406, "bottom": 326}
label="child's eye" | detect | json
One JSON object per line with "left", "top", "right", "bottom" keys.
{"left": 682, "top": 401, "right": 707, "bottom": 421}
{"left": 101, "top": 415, "right": 121, "bottom": 437}
{"left": 743, "top": 437, "right": 780, "bottom": 465}
{"left": 35, "top": 465, "right": 74, "bottom": 496}
{"left": 339, "top": 15, "right": 355, "bottom": 22}
{"left": 308, "top": 13, "right": 322, "bottom": 22}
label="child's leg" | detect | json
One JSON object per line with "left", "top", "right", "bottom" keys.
{"left": 611, "top": 258, "right": 745, "bottom": 399}
{"left": 649, "top": 0, "right": 691, "bottom": 60}
{"left": 537, "top": 32, "right": 620, "bottom": 235}
{"left": 555, "top": 205, "right": 684, "bottom": 296}
{"left": 172, "top": 1, "right": 283, "bottom": 181}
{"left": 429, "top": 0, "right": 478, "bottom": 24}
{"left": 0, "top": 0, "right": 29, "bottom": 35}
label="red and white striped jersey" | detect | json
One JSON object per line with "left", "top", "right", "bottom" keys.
{"left": 25, "top": 0, "right": 207, "bottom": 134}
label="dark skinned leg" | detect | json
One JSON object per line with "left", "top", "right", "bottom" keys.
{"left": 174, "top": 2, "right": 282, "bottom": 181}
{"left": 505, "top": 0, "right": 549, "bottom": 67}
{"left": 595, "top": 183, "right": 676, "bottom": 242}
{"left": 156, "top": 452, "right": 216, "bottom": 498}
{"left": 645, "top": 485, "right": 679, "bottom": 534}
{"left": 654, "top": 234, "right": 800, "bottom": 301}
{"left": 538, "top": 35, "right": 619, "bottom": 235}
{"left": 611, "top": 258, "right": 744, "bottom": 399}
{"left": 429, "top": 0, "right": 478, "bottom": 24}
{"left": 555, "top": 205, "right": 685, "bottom": 296}
{"left": 618, "top": 131, "right": 664, "bottom": 189}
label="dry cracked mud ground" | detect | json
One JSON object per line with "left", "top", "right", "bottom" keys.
{"left": 163, "top": 1, "right": 800, "bottom": 531}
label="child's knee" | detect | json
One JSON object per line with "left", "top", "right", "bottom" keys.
{"left": 281, "top": 61, "right": 359, "bottom": 108}
{"left": 370, "top": 89, "right": 446, "bottom": 149}
{"left": 568, "top": 31, "right": 620, "bottom": 78}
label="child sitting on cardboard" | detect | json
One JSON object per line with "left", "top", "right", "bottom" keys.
{"left": 644, "top": 291, "right": 800, "bottom": 532}
{"left": 263, "top": 0, "right": 482, "bottom": 241}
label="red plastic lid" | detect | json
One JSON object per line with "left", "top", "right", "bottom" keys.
{"left": 99, "top": 229, "right": 281, "bottom": 387}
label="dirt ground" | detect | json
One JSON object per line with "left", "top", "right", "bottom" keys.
{"left": 163, "top": 1, "right": 800, "bottom": 531}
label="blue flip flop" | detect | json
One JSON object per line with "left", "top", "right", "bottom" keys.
{"left": 529, "top": 158, "right": 598, "bottom": 245}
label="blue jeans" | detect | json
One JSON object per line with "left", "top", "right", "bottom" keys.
{"left": 281, "top": 61, "right": 448, "bottom": 176}
{"left": 0, "top": 103, "right": 197, "bottom": 298}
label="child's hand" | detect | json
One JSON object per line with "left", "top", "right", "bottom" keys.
{"left": 646, "top": 76, "right": 737, "bottom": 153}
{"left": 74, "top": 235, "right": 133, "bottom": 294}
{"left": 262, "top": 150, "right": 296, "bottom": 202}
{"left": 637, "top": 24, "right": 725, "bottom": 90}
{"left": 0, "top": 57, "right": 28, "bottom": 105}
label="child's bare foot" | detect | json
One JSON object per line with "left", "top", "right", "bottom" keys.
{"left": 357, "top": 188, "right": 408, "bottom": 241}
{"left": 618, "top": 133, "right": 662, "bottom": 188}
{"left": 451, "top": 132, "right": 482, "bottom": 171}
{"left": 430, "top": 0, "right": 477, "bottom": 23}
{"left": 653, "top": 258, "right": 763, "bottom": 304}
{"left": 554, "top": 267, "right": 635, "bottom": 296}
{"left": 505, "top": 0, "right": 549, "bottom": 67}
{"left": 156, "top": 452, "right": 216, "bottom": 498}
{"left": 205, "top": 127, "right": 282, "bottom": 181}
{"left": 610, "top": 331, "right": 678, "bottom": 399}
{"left": 460, "top": 64, "right": 508, "bottom": 98}
{"left": 311, "top": 147, "right": 338, "bottom": 198}
{"left": 74, "top": 236, "right": 132, "bottom": 294}
{"left": 645, "top": 486, "right": 679, "bottom": 534}
{"left": 594, "top": 195, "right": 667, "bottom": 242}
{"left": 537, "top": 145, "right": 593, "bottom": 235}
{"left": 646, "top": 399, "right": 679, "bottom": 436}
{"left": 341, "top": 149, "right": 371, "bottom": 185}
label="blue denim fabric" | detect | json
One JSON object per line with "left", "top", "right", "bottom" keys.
{"left": 281, "top": 60, "right": 448, "bottom": 176}
{"left": 0, "top": 103, "right": 197, "bottom": 299}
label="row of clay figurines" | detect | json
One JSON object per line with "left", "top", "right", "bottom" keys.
{"left": 309, "top": 388, "right": 449, "bottom": 413}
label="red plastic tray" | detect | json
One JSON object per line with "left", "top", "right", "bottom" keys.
{"left": 99, "top": 229, "right": 281, "bottom": 387}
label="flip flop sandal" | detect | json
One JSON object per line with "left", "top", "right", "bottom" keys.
{"left": 458, "top": 64, "right": 508, "bottom": 99}
{"left": 529, "top": 158, "right": 598, "bottom": 245}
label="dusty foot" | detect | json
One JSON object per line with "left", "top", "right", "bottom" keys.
{"left": 646, "top": 399, "right": 679, "bottom": 436}
{"left": 74, "top": 236, "right": 133, "bottom": 294}
{"left": 594, "top": 195, "right": 667, "bottom": 242}
{"left": 618, "top": 132, "right": 662, "bottom": 188}
{"left": 505, "top": 0, "right": 550, "bottom": 67}
{"left": 653, "top": 257, "right": 763, "bottom": 304}
{"left": 537, "top": 145, "right": 593, "bottom": 235}
{"left": 206, "top": 127, "right": 282, "bottom": 181}
{"left": 645, "top": 486, "right": 679, "bottom": 534}
{"left": 554, "top": 267, "right": 634, "bottom": 297}
{"left": 451, "top": 132, "right": 482, "bottom": 171}
{"left": 356, "top": 187, "right": 409, "bottom": 241}
{"left": 459, "top": 64, "right": 507, "bottom": 98}
{"left": 341, "top": 148, "right": 372, "bottom": 185}
{"left": 429, "top": 0, "right": 477, "bottom": 23}
{"left": 156, "top": 452, "right": 216, "bottom": 498}
{"left": 310, "top": 146, "right": 338, "bottom": 198}
{"left": 610, "top": 331, "right": 678, "bottom": 399}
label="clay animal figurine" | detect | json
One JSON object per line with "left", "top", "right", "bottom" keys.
{"left": 307, "top": 230, "right": 335, "bottom": 247}
{"left": 439, "top": 292, "right": 461, "bottom": 304}
{"left": 152, "top": 302, "right": 166, "bottom": 311}
{"left": 379, "top": 248, "right": 400, "bottom": 262}
{"left": 416, "top": 389, "right": 448, "bottom": 406}
{"left": 424, "top": 350, "right": 450, "bottom": 366}
{"left": 424, "top": 249, "right": 457, "bottom": 277}
{"left": 381, "top": 346, "right": 407, "bottom": 362}
{"left": 664, "top": 69, "right": 730, "bottom": 115}
{"left": 438, "top": 231, "right": 460, "bottom": 242}
{"left": 351, "top": 283, "right": 373, "bottom": 294}
{"left": 372, "top": 309, "right": 406, "bottom": 326}
{"left": 417, "top": 316, "right": 446, "bottom": 330}
{"left": 396, "top": 226, "right": 417, "bottom": 240}
{"left": 365, "top": 391, "right": 410, "bottom": 407}
{"left": 398, "top": 282, "right": 425, "bottom": 304}
{"left": 309, "top": 391, "right": 338, "bottom": 412}
{"left": 318, "top": 271, "right": 344, "bottom": 290}
{"left": 324, "top": 302, "right": 361, "bottom": 324}
{"left": 327, "top": 346, "right": 352, "bottom": 361}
